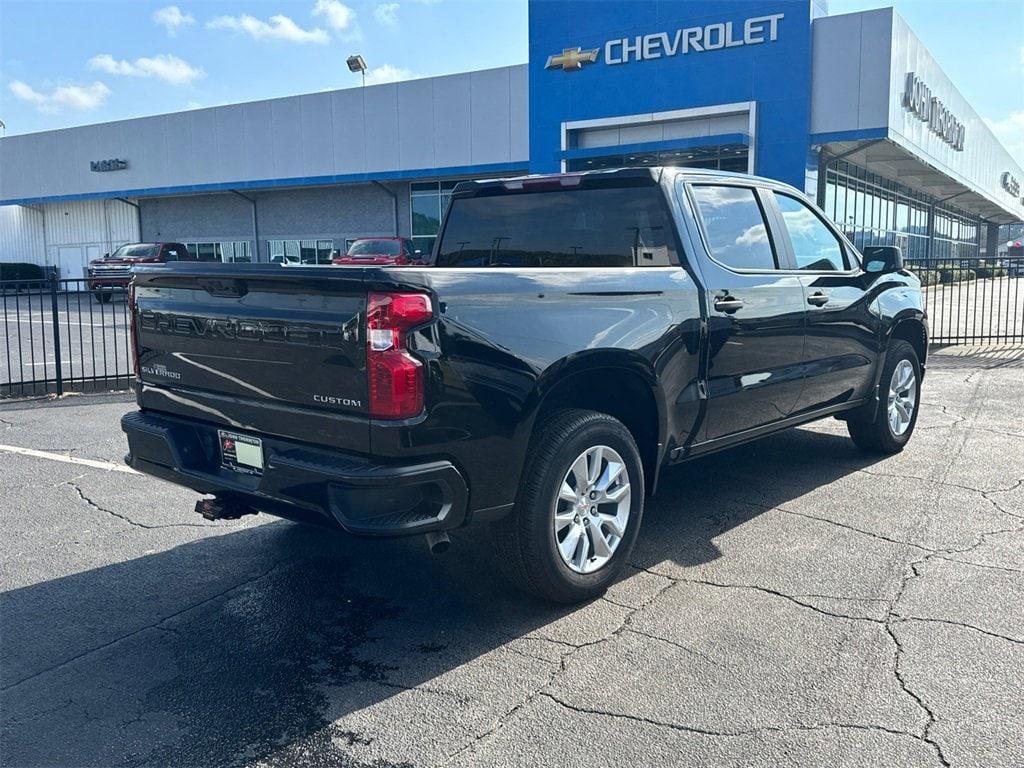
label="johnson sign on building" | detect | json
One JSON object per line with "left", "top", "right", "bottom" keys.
{"left": 902, "top": 73, "right": 965, "bottom": 151}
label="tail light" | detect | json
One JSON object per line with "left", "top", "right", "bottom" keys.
{"left": 366, "top": 291, "right": 432, "bottom": 419}
{"left": 128, "top": 281, "right": 140, "bottom": 378}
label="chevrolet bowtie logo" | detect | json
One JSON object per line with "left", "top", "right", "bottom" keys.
{"left": 546, "top": 47, "right": 599, "bottom": 71}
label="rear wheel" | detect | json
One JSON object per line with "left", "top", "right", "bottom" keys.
{"left": 848, "top": 339, "right": 920, "bottom": 453}
{"left": 494, "top": 409, "right": 644, "bottom": 603}
{"left": 94, "top": 290, "right": 112, "bottom": 303}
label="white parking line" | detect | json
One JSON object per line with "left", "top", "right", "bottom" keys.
{"left": 0, "top": 444, "right": 139, "bottom": 473}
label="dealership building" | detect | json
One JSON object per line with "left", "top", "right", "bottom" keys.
{"left": 1, "top": 0, "right": 1021, "bottom": 277}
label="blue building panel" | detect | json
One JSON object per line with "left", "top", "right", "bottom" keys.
{"left": 528, "top": 0, "right": 815, "bottom": 189}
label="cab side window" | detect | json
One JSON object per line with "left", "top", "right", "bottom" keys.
{"left": 163, "top": 244, "right": 187, "bottom": 262}
{"left": 691, "top": 185, "right": 777, "bottom": 271}
{"left": 772, "top": 192, "right": 848, "bottom": 271}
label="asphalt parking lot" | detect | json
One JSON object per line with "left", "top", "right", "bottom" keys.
{"left": 2, "top": 346, "right": 1023, "bottom": 768}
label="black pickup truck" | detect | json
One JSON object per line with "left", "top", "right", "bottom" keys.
{"left": 123, "top": 168, "right": 926, "bottom": 602}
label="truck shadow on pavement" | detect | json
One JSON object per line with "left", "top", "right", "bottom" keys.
{"left": 1, "top": 425, "right": 887, "bottom": 767}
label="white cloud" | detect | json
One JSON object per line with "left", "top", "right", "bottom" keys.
{"left": 153, "top": 5, "right": 195, "bottom": 35}
{"left": 985, "top": 111, "right": 1024, "bottom": 168}
{"left": 8, "top": 80, "right": 111, "bottom": 113}
{"left": 8, "top": 81, "right": 46, "bottom": 105}
{"left": 364, "top": 64, "right": 418, "bottom": 85}
{"left": 207, "top": 13, "right": 329, "bottom": 44}
{"left": 88, "top": 53, "right": 204, "bottom": 86}
{"left": 374, "top": 3, "right": 399, "bottom": 26}
{"left": 735, "top": 223, "right": 769, "bottom": 247}
{"left": 313, "top": 0, "right": 356, "bottom": 31}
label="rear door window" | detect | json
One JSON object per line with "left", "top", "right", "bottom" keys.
{"left": 435, "top": 186, "right": 677, "bottom": 268}
{"left": 690, "top": 185, "right": 777, "bottom": 271}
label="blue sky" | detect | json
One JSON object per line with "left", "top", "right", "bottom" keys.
{"left": 1, "top": 0, "right": 1021, "bottom": 162}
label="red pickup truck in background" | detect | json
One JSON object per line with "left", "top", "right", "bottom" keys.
{"left": 332, "top": 237, "right": 423, "bottom": 266}
{"left": 88, "top": 243, "right": 192, "bottom": 302}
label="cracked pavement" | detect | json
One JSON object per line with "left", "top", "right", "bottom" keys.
{"left": 2, "top": 347, "right": 1022, "bottom": 767}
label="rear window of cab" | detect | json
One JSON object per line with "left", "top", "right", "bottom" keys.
{"left": 435, "top": 187, "right": 677, "bottom": 268}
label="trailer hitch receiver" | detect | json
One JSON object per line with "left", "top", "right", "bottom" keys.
{"left": 195, "top": 495, "right": 259, "bottom": 521}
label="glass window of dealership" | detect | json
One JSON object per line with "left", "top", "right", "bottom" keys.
{"left": 822, "top": 162, "right": 980, "bottom": 261}
{"left": 188, "top": 183, "right": 461, "bottom": 262}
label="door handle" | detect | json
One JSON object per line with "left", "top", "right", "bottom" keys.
{"left": 713, "top": 296, "right": 744, "bottom": 313}
{"left": 807, "top": 292, "right": 830, "bottom": 307}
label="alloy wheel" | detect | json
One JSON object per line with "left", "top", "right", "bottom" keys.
{"left": 552, "top": 445, "right": 631, "bottom": 574}
{"left": 887, "top": 359, "right": 917, "bottom": 436}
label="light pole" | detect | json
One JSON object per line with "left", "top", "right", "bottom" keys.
{"left": 346, "top": 54, "right": 367, "bottom": 87}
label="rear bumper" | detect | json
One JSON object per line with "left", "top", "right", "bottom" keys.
{"left": 121, "top": 410, "right": 468, "bottom": 536}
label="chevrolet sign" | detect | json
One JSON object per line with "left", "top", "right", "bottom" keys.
{"left": 547, "top": 13, "right": 784, "bottom": 71}
{"left": 607, "top": 13, "right": 783, "bottom": 64}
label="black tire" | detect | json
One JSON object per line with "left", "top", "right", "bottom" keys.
{"left": 494, "top": 409, "right": 645, "bottom": 603}
{"left": 847, "top": 339, "right": 921, "bottom": 454}
{"left": 95, "top": 291, "right": 112, "bottom": 303}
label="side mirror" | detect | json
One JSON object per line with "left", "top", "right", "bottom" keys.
{"left": 862, "top": 245, "right": 903, "bottom": 274}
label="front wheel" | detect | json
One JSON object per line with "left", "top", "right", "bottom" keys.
{"left": 493, "top": 409, "right": 644, "bottom": 603}
{"left": 848, "top": 339, "right": 921, "bottom": 453}
{"left": 94, "top": 290, "right": 112, "bottom": 303}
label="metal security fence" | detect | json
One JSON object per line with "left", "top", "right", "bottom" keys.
{"left": 910, "top": 256, "right": 1024, "bottom": 345}
{"left": 2, "top": 277, "right": 133, "bottom": 398}
{"left": 1, "top": 261, "right": 1022, "bottom": 398}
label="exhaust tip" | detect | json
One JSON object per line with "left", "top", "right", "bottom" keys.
{"left": 425, "top": 531, "right": 451, "bottom": 555}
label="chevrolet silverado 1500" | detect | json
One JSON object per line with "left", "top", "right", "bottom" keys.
{"left": 122, "top": 168, "right": 927, "bottom": 602}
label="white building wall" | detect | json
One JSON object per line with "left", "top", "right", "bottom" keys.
{"left": 41, "top": 198, "right": 140, "bottom": 279}
{"left": 42, "top": 198, "right": 138, "bottom": 253}
{"left": 810, "top": 9, "right": 893, "bottom": 136}
{"left": 0, "top": 64, "right": 530, "bottom": 205}
{"left": 0, "top": 199, "right": 139, "bottom": 279}
{"left": 0, "top": 205, "right": 46, "bottom": 264}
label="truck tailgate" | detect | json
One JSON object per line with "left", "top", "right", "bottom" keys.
{"left": 132, "top": 265, "right": 370, "bottom": 454}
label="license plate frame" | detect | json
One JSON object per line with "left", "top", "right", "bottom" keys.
{"left": 218, "top": 430, "right": 264, "bottom": 475}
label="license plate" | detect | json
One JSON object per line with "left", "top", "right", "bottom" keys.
{"left": 219, "top": 430, "right": 264, "bottom": 475}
